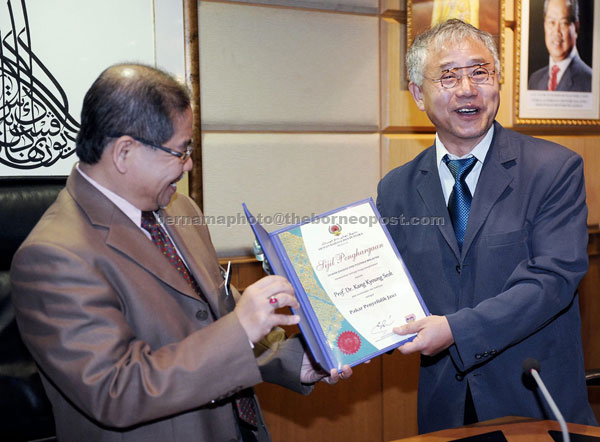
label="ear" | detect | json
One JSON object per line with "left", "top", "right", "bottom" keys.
{"left": 111, "top": 136, "right": 136, "bottom": 174}
{"left": 408, "top": 82, "right": 426, "bottom": 111}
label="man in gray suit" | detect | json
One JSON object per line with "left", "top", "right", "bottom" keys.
{"left": 377, "top": 19, "right": 596, "bottom": 433}
{"left": 528, "top": 0, "right": 592, "bottom": 92}
{"left": 10, "top": 64, "right": 351, "bottom": 442}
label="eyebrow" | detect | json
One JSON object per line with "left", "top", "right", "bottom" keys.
{"left": 438, "top": 59, "right": 489, "bottom": 71}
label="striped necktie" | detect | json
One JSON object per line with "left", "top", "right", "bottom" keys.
{"left": 141, "top": 211, "right": 204, "bottom": 298}
{"left": 443, "top": 155, "right": 478, "bottom": 251}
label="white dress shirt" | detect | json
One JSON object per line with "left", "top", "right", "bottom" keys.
{"left": 436, "top": 125, "right": 494, "bottom": 205}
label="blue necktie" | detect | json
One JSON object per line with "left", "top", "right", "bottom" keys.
{"left": 443, "top": 155, "right": 478, "bottom": 251}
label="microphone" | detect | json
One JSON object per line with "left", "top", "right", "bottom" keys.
{"left": 522, "top": 358, "right": 570, "bottom": 442}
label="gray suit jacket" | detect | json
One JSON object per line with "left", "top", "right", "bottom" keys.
{"left": 377, "top": 122, "right": 596, "bottom": 433}
{"left": 11, "top": 168, "right": 309, "bottom": 442}
{"left": 528, "top": 53, "right": 592, "bottom": 92}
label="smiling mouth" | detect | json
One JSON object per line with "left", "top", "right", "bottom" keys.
{"left": 456, "top": 107, "right": 479, "bottom": 115}
{"left": 170, "top": 173, "right": 185, "bottom": 188}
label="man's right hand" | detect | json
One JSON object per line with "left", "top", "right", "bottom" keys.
{"left": 234, "top": 275, "right": 300, "bottom": 343}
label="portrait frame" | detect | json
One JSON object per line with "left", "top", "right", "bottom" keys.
{"left": 407, "top": 0, "right": 505, "bottom": 82}
{"left": 515, "top": 0, "right": 600, "bottom": 125}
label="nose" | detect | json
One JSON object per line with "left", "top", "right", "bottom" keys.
{"left": 455, "top": 75, "right": 477, "bottom": 96}
{"left": 183, "top": 155, "right": 193, "bottom": 172}
{"left": 548, "top": 21, "right": 563, "bottom": 36}
{"left": 554, "top": 23, "right": 563, "bottom": 36}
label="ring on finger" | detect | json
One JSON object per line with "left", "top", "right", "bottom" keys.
{"left": 268, "top": 295, "right": 279, "bottom": 308}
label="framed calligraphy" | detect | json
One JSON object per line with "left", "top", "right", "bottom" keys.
{"left": 515, "top": 0, "right": 600, "bottom": 125}
{"left": 0, "top": 0, "right": 185, "bottom": 176}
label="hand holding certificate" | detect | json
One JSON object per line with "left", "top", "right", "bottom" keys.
{"left": 243, "top": 199, "right": 429, "bottom": 372}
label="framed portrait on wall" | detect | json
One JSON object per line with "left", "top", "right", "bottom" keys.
{"left": 407, "top": 0, "right": 505, "bottom": 69}
{"left": 515, "top": 0, "right": 600, "bottom": 125}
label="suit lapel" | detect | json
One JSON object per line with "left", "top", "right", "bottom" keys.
{"left": 161, "top": 213, "right": 225, "bottom": 317}
{"left": 557, "top": 62, "right": 575, "bottom": 91}
{"left": 67, "top": 168, "right": 204, "bottom": 303}
{"left": 416, "top": 148, "right": 460, "bottom": 259}
{"left": 462, "top": 123, "right": 516, "bottom": 257}
{"left": 106, "top": 214, "right": 203, "bottom": 302}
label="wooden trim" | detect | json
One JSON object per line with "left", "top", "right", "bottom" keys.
{"left": 199, "top": 0, "right": 379, "bottom": 17}
{"left": 183, "top": 0, "right": 203, "bottom": 209}
{"left": 588, "top": 228, "right": 600, "bottom": 257}
{"left": 218, "top": 256, "right": 261, "bottom": 265}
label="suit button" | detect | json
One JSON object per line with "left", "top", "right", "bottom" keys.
{"left": 455, "top": 374, "right": 464, "bottom": 381}
{"left": 196, "top": 309, "right": 209, "bottom": 321}
{"left": 475, "top": 353, "right": 482, "bottom": 359}
{"left": 490, "top": 349, "right": 497, "bottom": 355}
{"left": 482, "top": 352, "right": 489, "bottom": 357}
{"left": 456, "top": 265, "right": 461, "bottom": 274}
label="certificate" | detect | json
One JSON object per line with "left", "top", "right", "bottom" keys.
{"left": 243, "top": 199, "right": 429, "bottom": 371}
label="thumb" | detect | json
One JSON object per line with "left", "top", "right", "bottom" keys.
{"left": 393, "top": 318, "right": 422, "bottom": 336}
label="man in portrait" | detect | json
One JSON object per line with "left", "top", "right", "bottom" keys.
{"left": 528, "top": 0, "right": 592, "bottom": 92}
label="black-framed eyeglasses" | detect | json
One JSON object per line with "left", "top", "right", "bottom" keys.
{"left": 429, "top": 63, "right": 496, "bottom": 89}
{"left": 108, "top": 134, "right": 193, "bottom": 162}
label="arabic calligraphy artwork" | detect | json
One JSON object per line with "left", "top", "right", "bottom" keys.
{"left": 0, "top": 0, "right": 181, "bottom": 176}
{"left": 0, "top": 0, "right": 79, "bottom": 172}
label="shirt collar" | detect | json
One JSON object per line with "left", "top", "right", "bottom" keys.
{"left": 549, "top": 46, "right": 578, "bottom": 71}
{"left": 435, "top": 125, "right": 494, "bottom": 166}
{"left": 76, "top": 163, "right": 143, "bottom": 228}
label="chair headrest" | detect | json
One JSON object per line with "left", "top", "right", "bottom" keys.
{"left": 0, "top": 177, "right": 66, "bottom": 269}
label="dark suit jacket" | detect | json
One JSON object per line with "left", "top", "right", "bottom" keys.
{"left": 11, "top": 168, "right": 309, "bottom": 442}
{"left": 377, "top": 122, "right": 597, "bottom": 433}
{"left": 528, "top": 53, "right": 592, "bottom": 92}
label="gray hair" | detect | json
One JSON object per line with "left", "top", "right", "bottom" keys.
{"left": 544, "top": 0, "right": 579, "bottom": 23}
{"left": 406, "top": 19, "right": 501, "bottom": 86}
{"left": 76, "top": 63, "right": 190, "bottom": 164}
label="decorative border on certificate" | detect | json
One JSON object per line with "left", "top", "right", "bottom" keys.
{"left": 515, "top": 0, "right": 600, "bottom": 125}
{"left": 277, "top": 227, "right": 379, "bottom": 368}
{"left": 266, "top": 199, "right": 430, "bottom": 370}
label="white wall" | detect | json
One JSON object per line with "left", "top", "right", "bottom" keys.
{"left": 198, "top": 0, "right": 381, "bottom": 256}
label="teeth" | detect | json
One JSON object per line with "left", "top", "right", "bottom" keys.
{"left": 457, "top": 108, "right": 477, "bottom": 114}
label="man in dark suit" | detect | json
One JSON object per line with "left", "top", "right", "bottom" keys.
{"left": 10, "top": 64, "right": 351, "bottom": 442}
{"left": 528, "top": 0, "right": 592, "bottom": 92}
{"left": 377, "top": 19, "right": 597, "bottom": 433}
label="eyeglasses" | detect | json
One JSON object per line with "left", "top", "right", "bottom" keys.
{"left": 544, "top": 17, "right": 574, "bottom": 29}
{"left": 429, "top": 63, "right": 496, "bottom": 89}
{"left": 108, "top": 134, "right": 193, "bottom": 162}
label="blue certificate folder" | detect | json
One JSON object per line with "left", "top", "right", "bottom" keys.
{"left": 243, "top": 198, "right": 429, "bottom": 372}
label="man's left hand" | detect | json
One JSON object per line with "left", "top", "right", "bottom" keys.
{"left": 300, "top": 353, "right": 353, "bottom": 384}
{"left": 393, "top": 315, "right": 454, "bottom": 356}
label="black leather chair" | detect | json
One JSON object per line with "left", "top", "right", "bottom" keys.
{"left": 1, "top": 177, "right": 66, "bottom": 441}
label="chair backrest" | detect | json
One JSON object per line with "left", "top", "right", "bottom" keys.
{"left": 0, "top": 176, "right": 66, "bottom": 441}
